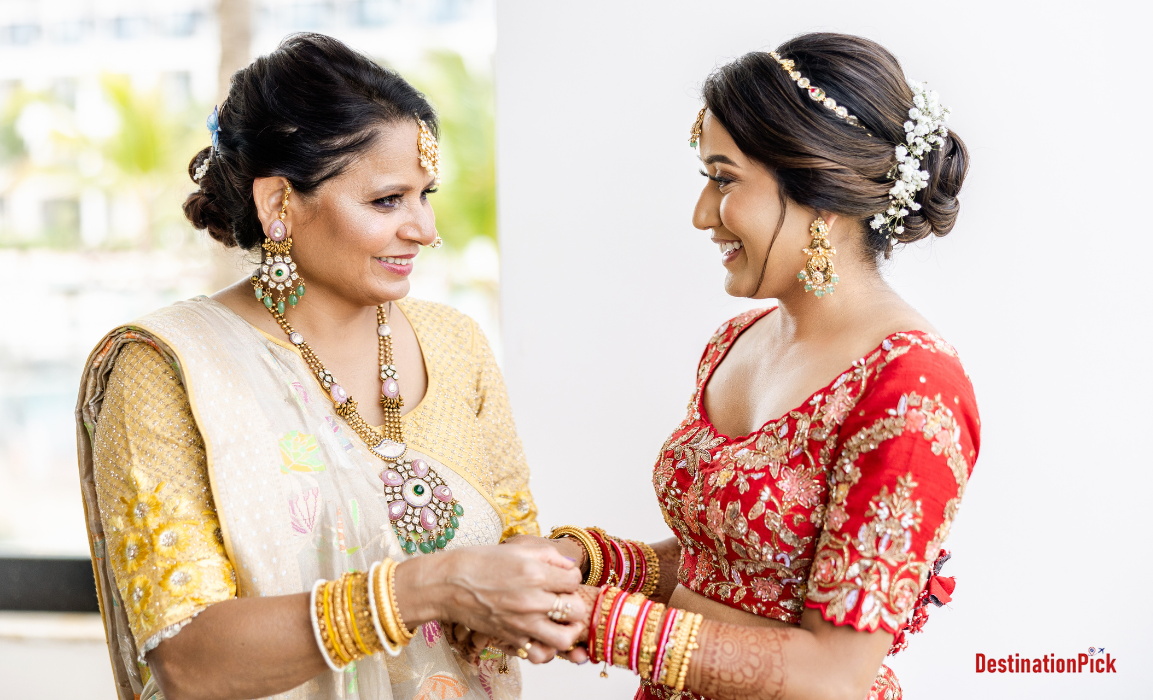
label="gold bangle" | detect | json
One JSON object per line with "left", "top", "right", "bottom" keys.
{"left": 637, "top": 602, "right": 665, "bottom": 680}
{"left": 635, "top": 540, "right": 660, "bottom": 597}
{"left": 662, "top": 611, "right": 693, "bottom": 688}
{"left": 378, "top": 560, "right": 409, "bottom": 648}
{"left": 548, "top": 526, "right": 603, "bottom": 586}
{"left": 331, "top": 575, "right": 361, "bottom": 662}
{"left": 612, "top": 593, "right": 646, "bottom": 669}
{"left": 313, "top": 580, "right": 343, "bottom": 670}
{"left": 371, "top": 560, "right": 401, "bottom": 653}
{"left": 675, "top": 614, "right": 704, "bottom": 692}
{"left": 323, "top": 580, "right": 353, "bottom": 665}
{"left": 388, "top": 558, "right": 417, "bottom": 643}
{"left": 345, "top": 572, "right": 375, "bottom": 656}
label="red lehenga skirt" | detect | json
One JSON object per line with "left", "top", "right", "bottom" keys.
{"left": 633, "top": 662, "right": 901, "bottom": 700}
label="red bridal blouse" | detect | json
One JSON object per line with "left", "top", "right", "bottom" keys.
{"left": 645, "top": 308, "right": 979, "bottom": 698}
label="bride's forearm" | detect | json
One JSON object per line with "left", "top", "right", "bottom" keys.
{"left": 649, "top": 537, "right": 681, "bottom": 604}
{"left": 683, "top": 611, "right": 891, "bottom": 700}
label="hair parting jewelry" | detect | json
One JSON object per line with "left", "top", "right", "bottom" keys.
{"left": 798, "top": 216, "right": 838, "bottom": 297}
{"left": 768, "top": 51, "right": 865, "bottom": 130}
{"left": 417, "top": 117, "right": 441, "bottom": 185}
{"left": 689, "top": 106, "right": 706, "bottom": 148}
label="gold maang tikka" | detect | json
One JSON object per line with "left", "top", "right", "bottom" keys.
{"left": 797, "top": 217, "right": 838, "bottom": 298}
{"left": 416, "top": 117, "right": 444, "bottom": 249}
{"left": 689, "top": 106, "right": 706, "bottom": 148}
{"left": 255, "top": 183, "right": 306, "bottom": 314}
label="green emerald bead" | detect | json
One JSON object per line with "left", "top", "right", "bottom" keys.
{"left": 263, "top": 295, "right": 273, "bottom": 309}
{"left": 435, "top": 535, "right": 448, "bottom": 549}
{"left": 453, "top": 504, "right": 464, "bottom": 516}
{"left": 831, "top": 274, "right": 839, "bottom": 282}
{"left": 413, "top": 484, "right": 425, "bottom": 496}
{"left": 404, "top": 540, "right": 417, "bottom": 555}
{"left": 418, "top": 540, "right": 434, "bottom": 554}
{"left": 254, "top": 287, "right": 263, "bottom": 300}
{"left": 797, "top": 272, "right": 806, "bottom": 280}
{"left": 288, "top": 294, "right": 298, "bottom": 306}
{"left": 445, "top": 527, "right": 456, "bottom": 540}
{"left": 296, "top": 284, "right": 305, "bottom": 297}
{"left": 449, "top": 515, "right": 459, "bottom": 528}
{"left": 804, "top": 284, "right": 813, "bottom": 292}
{"left": 815, "top": 290, "right": 824, "bottom": 298}
{"left": 276, "top": 300, "right": 285, "bottom": 315}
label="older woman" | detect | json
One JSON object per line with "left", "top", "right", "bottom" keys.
{"left": 76, "top": 34, "right": 583, "bottom": 700}
{"left": 510, "top": 33, "right": 979, "bottom": 700}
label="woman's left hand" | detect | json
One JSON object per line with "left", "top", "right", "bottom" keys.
{"left": 503, "top": 534, "right": 588, "bottom": 578}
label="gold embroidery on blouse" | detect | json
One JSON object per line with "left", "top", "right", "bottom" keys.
{"left": 92, "top": 342, "right": 236, "bottom": 651}
{"left": 398, "top": 298, "right": 539, "bottom": 538}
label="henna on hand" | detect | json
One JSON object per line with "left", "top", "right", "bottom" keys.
{"left": 686, "top": 621, "right": 789, "bottom": 700}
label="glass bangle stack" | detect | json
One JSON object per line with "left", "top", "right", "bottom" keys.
{"left": 309, "top": 558, "right": 416, "bottom": 671}
{"left": 588, "top": 586, "right": 704, "bottom": 690}
{"left": 549, "top": 525, "right": 659, "bottom": 595}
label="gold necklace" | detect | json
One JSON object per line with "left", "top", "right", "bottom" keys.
{"left": 254, "top": 286, "right": 465, "bottom": 555}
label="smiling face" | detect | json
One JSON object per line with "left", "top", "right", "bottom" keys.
{"left": 693, "top": 111, "right": 818, "bottom": 300}
{"left": 262, "top": 120, "right": 438, "bottom": 308}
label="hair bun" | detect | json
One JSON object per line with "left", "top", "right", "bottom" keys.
{"left": 183, "top": 147, "right": 237, "bottom": 247}
{"left": 894, "top": 131, "right": 968, "bottom": 243}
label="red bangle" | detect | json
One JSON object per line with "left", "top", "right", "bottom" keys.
{"left": 651, "top": 608, "right": 679, "bottom": 683}
{"left": 631, "top": 541, "right": 648, "bottom": 594}
{"left": 630, "top": 599, "right": 653, "bottom": 672}
{"left": 608, "top": 538, "right": 627, "bottom": 587}
{"left": 589, "top": 586, "right": 609, "bottom": 663}
{"left": 603, "top": 588, "right": 627, "bottom": 665}
{"left": 623, "top": 540, "right": 640, "bottom": 592}
{"left": 587, "top": 529, "right": 613, "bottom": 586}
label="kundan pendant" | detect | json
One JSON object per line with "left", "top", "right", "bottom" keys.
{"left": 381, "top": 457, "right": 464, "bottom": 554}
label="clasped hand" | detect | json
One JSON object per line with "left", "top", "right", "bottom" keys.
{"left": 407, "top": 542, "right": 588, "bottom": 664}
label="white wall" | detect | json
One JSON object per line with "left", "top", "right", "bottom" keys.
{"left": 495, "top": 1, "right": 1152, "bottom": 698}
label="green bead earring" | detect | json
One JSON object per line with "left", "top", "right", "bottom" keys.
{"left": 252, "top": 183, "right": 307, "bottom": 317}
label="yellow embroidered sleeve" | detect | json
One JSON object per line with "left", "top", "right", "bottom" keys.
{"left": 471, "top": 319, "right": 539, "bottom": 538}
{"left": 91, "top": 342, "right": 237, "bottom": 653}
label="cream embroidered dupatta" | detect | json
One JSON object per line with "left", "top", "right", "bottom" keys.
{"left": 76, "top": 297, "right": 521, "bottom": 700}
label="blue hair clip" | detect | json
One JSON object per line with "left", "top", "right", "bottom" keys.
{"left": 207, "top": 105, "right": 220, "bottom": 150}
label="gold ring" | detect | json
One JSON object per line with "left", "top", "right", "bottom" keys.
{"left": 516, "top": 646, "right": 528, "bottom": 659}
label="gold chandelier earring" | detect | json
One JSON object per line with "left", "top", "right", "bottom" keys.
{"left": 797, "top": 217, "right": 838, "bottom": 298}
{"left": 253, "top": 183, "right": 306, "bottom": 315}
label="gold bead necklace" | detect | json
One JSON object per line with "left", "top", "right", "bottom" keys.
{"left": 253, "top": 287, "right": 465, "bottom": 555}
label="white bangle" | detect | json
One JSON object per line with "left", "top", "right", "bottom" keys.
{"left": 309, "top": 579, "right": 346, "bottom": 672}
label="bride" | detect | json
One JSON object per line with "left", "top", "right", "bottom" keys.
{"left": 502, "top": 32, "right": 979, "bottom": 700}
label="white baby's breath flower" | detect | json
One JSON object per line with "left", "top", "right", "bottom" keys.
{"left": 872, "top": 80, "right": 950, "bottom": 242}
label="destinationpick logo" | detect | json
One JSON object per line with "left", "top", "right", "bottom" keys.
{"left": 976, "top": 648, "right": 1117, "bottom": 674}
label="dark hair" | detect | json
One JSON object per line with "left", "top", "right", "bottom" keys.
{"left": 701, "top": 33, "right": 968, "bottom": 257}
{"left": 183, "top": 33, "right": 438, "bottom": 249}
